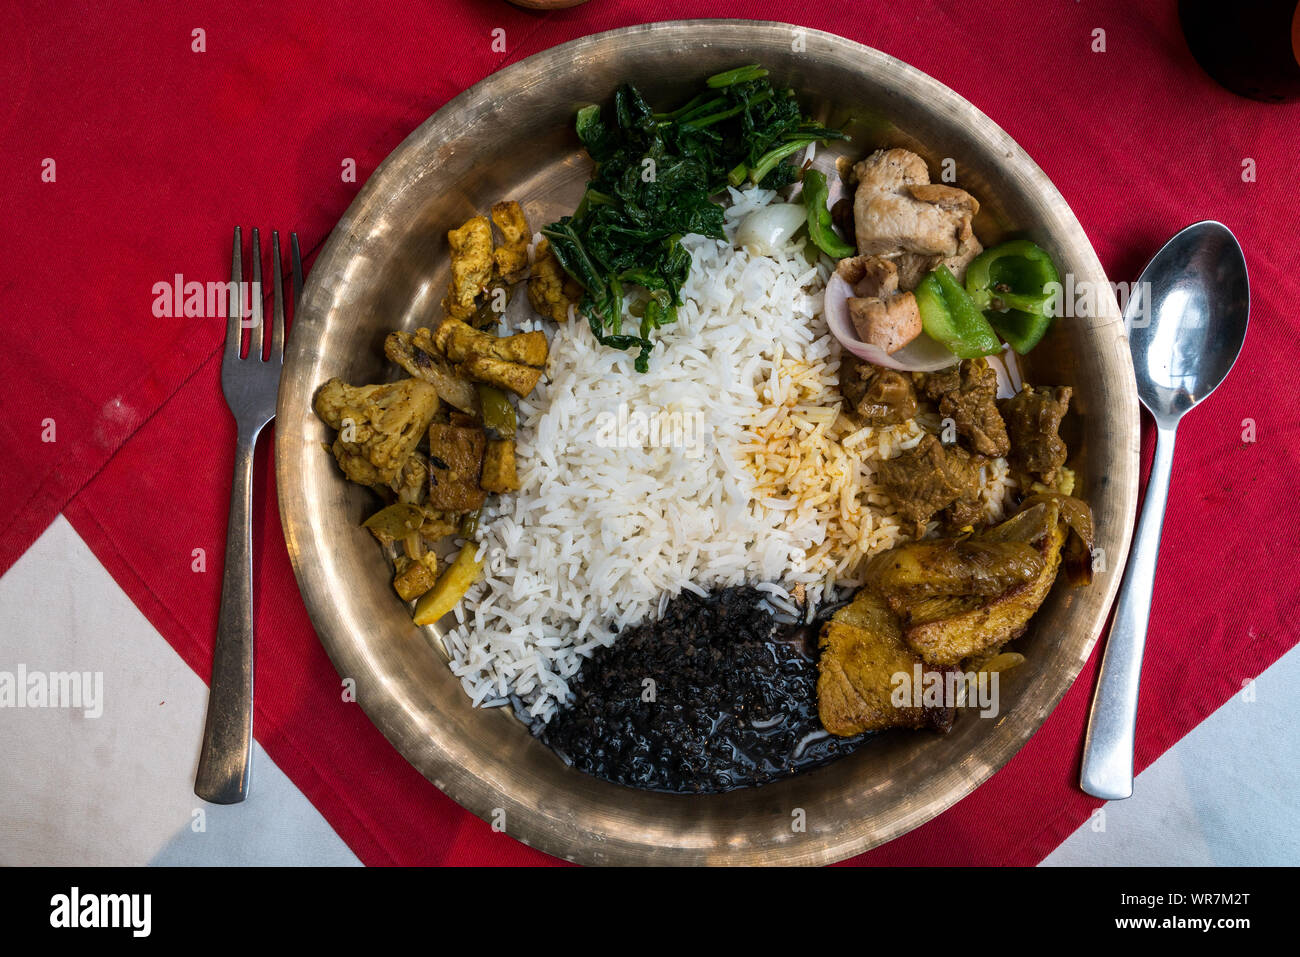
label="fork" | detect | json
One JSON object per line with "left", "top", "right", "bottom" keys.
{"left": 195, "top": 227, "right": 303, "bottom": 804}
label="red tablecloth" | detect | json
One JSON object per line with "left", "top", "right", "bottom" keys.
{"left": 5, "top": 0, "right": 1297, "bottom": 865}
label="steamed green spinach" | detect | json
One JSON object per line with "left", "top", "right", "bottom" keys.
{"left": 542, "top": 65, "right": 846, "bottom": 371}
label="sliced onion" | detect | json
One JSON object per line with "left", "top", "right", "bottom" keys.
{"left": 985, "top": 345, "right": 1023, "bottom": 399}
{"left": 735, "top": 202, "right": 807, "bottom": 256}
{"left": 822, "top": 274, "right": 959, "bottom": 372}
{"left": 825, "top": 170, "right": 846, "bottom": 214}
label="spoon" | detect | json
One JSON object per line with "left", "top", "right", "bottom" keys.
{"left": 1080, "top": 221, "right": 1249, "bottom": 800}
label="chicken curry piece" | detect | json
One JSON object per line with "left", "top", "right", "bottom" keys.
{"left": 839, "top": 355, "right": 918, "bottom": 426}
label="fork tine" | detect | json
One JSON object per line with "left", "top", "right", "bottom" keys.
{"left": 226, "top": 227, "right": 243, "bottom": 360}
{"left": 291, "top": 233, "right": 304, "bottom": 313}
{"left": 269, "top": 231, "right": 285, "bottom": 361}
{"left": 248, "top": 228, "right": 264, "bottom": 360}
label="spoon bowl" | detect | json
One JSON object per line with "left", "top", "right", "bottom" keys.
{"left": 1128, "top": 221, "right": 1250, "bottom": 423}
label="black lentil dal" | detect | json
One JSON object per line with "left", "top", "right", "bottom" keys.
{"left": 537, "top": 586, "right": 870, "bottom": 792}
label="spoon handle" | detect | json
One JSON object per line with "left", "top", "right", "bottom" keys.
{"left": 1080, "top": 424, "right": 1178, "bottom": 800}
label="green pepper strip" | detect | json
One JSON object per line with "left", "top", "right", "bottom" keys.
{"left": 964, "top": 240, "right": 1062, "bottom": 355}
{"left": 457, "top": 509, "right": 481, "bottom": 540}
{"left": 476, "top": 384, "right": 516, "bottom": 438}
{"left": 802, "top": 169, "right": 855, "bottom": 259}
{"left": 915, "top": 264, "right": 1001, "bottom": 359}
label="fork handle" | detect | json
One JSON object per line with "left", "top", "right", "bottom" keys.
{"left": 195, "top": 425, "right": 263, "bottom": 804}
{"left": 1080, "top": 424, "right": 1178, "bottom": 800}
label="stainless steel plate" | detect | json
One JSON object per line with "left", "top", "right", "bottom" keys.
{"left": 276, "top": 20, "right": 1139, "bottom": 865}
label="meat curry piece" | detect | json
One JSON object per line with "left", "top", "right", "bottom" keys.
{"left": 999, "top": 384, "right": 1072, "bottom": 486}
{"left": 839, "top": 354, "right": 917, "bottom": 426}
{"left": 427, "top": 422, "right": 487, "bottom": 511}
{"left": 874, "top": 433, "right": 985, "bottom": 533}
{"left": 816, "top": 588, "right": 957, "bottom": 736}
{"left": 917, "top": 358, "right": 1010, "bottom": 457}
{"left": 851, "top": 148, "right": 984, "bottom": 289}
{"left": 944, "top": 492, "right": 986, "bottom": 530}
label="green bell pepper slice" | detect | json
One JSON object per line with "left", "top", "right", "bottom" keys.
{"left": 964, "top": 239, "right": 1062, "bottom": 355}
{"left": 802, "top": 169, "right": 855, "bottom": 259}
{"left": 915, "top": 264, "right": 1001, "bottom": 359}
{"left": 476, "top": 384, "right": 517, "bottom": 438}
{"left": 988, "top": 309, "right": 1053, "bottom": 355}
{"left": 964, "top": 240, "right": 1060, "bottom": 314}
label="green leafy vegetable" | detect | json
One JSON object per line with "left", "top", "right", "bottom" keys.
{"left": 543, "top": 66, "right": 847, "bottom": 371}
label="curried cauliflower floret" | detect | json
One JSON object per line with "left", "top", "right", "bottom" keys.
{"left": 490, "top": 201, "right": 531, "bottom": 284}
{"left": 443, "top": 215, "right": 494, "bottom": 320}
{"left": 314, "top": 377, "right": 440, "bottom": 486}
{"left": 387, "top": 452, "right": 431, "bottom": 505}
{"left": 384, "top": 328, "right": 481, "bottom": 415}
{"left": 527, "top": 238, "right": 582, "bottom": 322}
